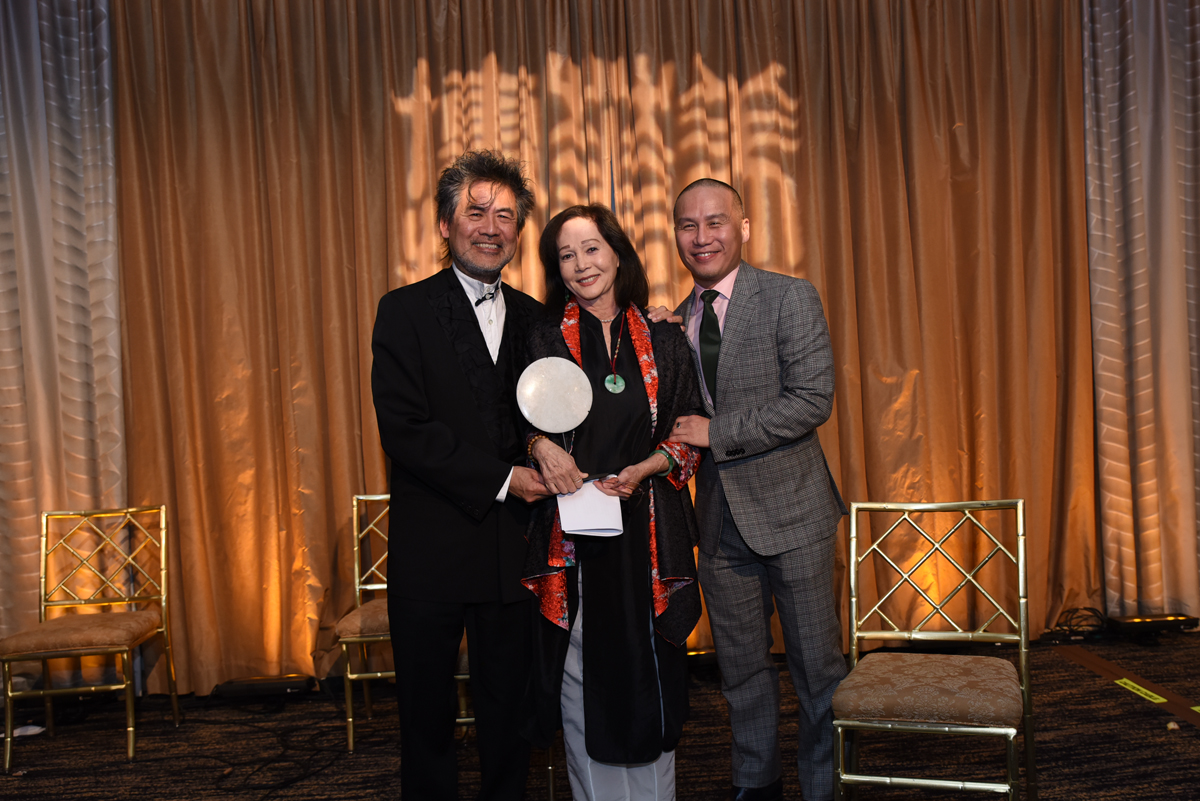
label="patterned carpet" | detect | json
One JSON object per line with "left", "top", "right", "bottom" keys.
{"left": 3, "top": 632, "right": 1199, "bottom": 799}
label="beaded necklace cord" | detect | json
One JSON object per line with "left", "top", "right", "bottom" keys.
{"left": 604, "top": 312, "right": 627, "bottom": 394}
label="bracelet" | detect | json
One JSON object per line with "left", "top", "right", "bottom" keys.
{"left": 652, "top": 449, "right": 675, "bottom": 476}
{"left": 527, "top": 434, "right": 549, "bottom": 462}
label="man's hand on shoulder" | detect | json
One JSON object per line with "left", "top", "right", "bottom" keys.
{"left": 509, "top": 465, "right": 551, "bottom": 502}
{"left": 645, "top": 305, "right": 684, "bottom": 328}
{"left": 668, "top": 415, "right": 710, "bottom": 448}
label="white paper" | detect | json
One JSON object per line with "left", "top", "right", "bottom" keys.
{"left": 557, "top": 479, "right": 623, "bottom": 537}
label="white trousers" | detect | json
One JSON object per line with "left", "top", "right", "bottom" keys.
{"left": 561, "top": 574, "right": 675, "bottom": 801}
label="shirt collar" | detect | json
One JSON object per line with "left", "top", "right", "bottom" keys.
{"left": 452, "top": 264, "right": 501, "bottom": 302}
{"left": 692, "top": 264, "right": 740, "bottom": 305}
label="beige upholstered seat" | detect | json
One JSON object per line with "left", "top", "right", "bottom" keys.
{"left": 1, "top": 610, "right": 164, "bottom": 658}
{"left": 833, "top": 500, "right": 1037, "bottom": 800}
{"left": 1, "top": 506, "right": 181, "bottom": 772}
{"left": 333, "top": 597, "right": 390, "bottom": 640}
{"left": 834, "top": 652, "right": 1023, "bottom": 727}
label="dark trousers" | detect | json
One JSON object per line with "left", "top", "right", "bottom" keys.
{"left": 389, "top": 594, "right": 533, "bottom": 800}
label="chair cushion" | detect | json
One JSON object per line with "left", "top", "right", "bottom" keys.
{"left": 0, "top": 609, "right": 162, "bottom": 659}
{"left": 334, "top": 598, "right": 389, "bottom": 638}
{"left": 833, "top": 651, "right": 1023, "bottom": 727}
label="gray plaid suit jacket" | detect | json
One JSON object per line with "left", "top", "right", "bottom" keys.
{"left": 675, "top": 263, "right": 847, "bottom": 556}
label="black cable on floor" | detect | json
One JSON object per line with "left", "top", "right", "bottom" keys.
{"left": 1040, "top": 606, "right": 1108, "bottom": 642}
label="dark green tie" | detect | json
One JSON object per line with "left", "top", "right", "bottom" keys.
{"left": 699, "top": 289, "right": 721, "bottom": 399}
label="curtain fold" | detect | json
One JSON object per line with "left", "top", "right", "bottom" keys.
{"left": 115, "top": 0, "right": 386, "bottom": 690}
{"left": 1082, "top": 0, "right": 1200, "bottom": 617}
{"left": 0, "top": 0, "right": 124, "bottom": 651}
{"left": 112, "top": 0, "right": 1099, "bottom": 692}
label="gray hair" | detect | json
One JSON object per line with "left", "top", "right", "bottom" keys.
{"left": 435, "top": 150, "right": 535, "bottom": 232}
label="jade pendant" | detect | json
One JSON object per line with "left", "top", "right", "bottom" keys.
{"left": 604, "top": 374, "right": 626, "bottom": 394}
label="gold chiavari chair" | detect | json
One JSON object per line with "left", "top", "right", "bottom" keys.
{"left": 332, "top": 494, "right": 556, "bottom": 798}
{"left": 333, "top": 494, "right": 475, "bottom": 752}
{"left": 832, "top": 500, "right": 1037, "bottom": 800}
{"left": 1, "top": 506, "right": 181, "bottom": 772}
{"left": 335, "top": 494, "right": 393, "bottom": 750}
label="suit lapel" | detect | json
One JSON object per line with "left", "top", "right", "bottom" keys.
{"left": 497, "top": 282, "right": 532, "bottom": 355}
{"left": 495, "top": 283, "right": 530, "bottom": 393}
{"left": 428, "top": 268, "right": 491, "bottom": 369}
{"left": 715, "top": 263, "right": 759, "bottom": 405}
{"left": 673, "top": 293, "right": 694, "bottom": 329}
{"left": 675, "top": 293, "right": 711, "bottom": 416}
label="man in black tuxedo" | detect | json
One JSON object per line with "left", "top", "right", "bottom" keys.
{"left": 371, "top": 150, "right": 548, "bottom": 800}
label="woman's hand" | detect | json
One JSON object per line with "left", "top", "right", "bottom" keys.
{"left": 595, "top": 452, "right": 670, "bottom": 499}
{"left": 531, "top": 437, "right": 587, "bottom": 496}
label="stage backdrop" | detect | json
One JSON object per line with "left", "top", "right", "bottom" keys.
{"left": 110, "top": 0, "right": 1097, "bottom": 693}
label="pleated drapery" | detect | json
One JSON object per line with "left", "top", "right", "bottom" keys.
{"left": 0, "top": 1, "right": 126, "bottom": 651}
{"left": 1083, "top": 0, "right": 1200, "bottom": 618}
{"left": 108, "top": 1, "right": 1098, "bottom": 693}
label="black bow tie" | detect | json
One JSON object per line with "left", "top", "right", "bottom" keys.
{"left": 475, "top": 287, "right": 498, "bottom": 306}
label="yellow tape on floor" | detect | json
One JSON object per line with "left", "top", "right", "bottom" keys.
{"left": 1056, "top": 645, "right": 1200, "bottom": 727}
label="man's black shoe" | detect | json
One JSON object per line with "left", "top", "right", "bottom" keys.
{"left": 730, "top": 777, "right": 784, "bottom": 801}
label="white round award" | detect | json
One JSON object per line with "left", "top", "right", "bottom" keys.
{"left": 516, "top": 357, "right": 592, "bottom": 433}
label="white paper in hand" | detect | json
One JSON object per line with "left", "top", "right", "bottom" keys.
{"left": 557, "top": 479, "right": 623, "bottom": 536}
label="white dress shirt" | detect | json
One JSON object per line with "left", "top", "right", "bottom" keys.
{"left": 452, "top": 265, "right": 507, "bottom": 363}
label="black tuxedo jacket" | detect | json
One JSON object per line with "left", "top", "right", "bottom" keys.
{"left": 371, "top": 268, "right": 542, "bottom": 604}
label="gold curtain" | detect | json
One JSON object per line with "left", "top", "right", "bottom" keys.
{"left": 114, "top": 0, "right": 1097, "bottom": 693}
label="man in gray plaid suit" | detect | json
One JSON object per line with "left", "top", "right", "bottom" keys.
{"left": 667, "top": 179, "right": 848, "bottom": 801}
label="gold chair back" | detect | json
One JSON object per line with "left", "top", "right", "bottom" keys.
{"left": 41, "top": 506, "right": 169, "bottom": 619}
{"left": 352, "top": 493, "right": 390, "bottom": 606}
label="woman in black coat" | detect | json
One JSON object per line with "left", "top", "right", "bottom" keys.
{"left": 521, "top": 204, "right": 705, "bottom": 800}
